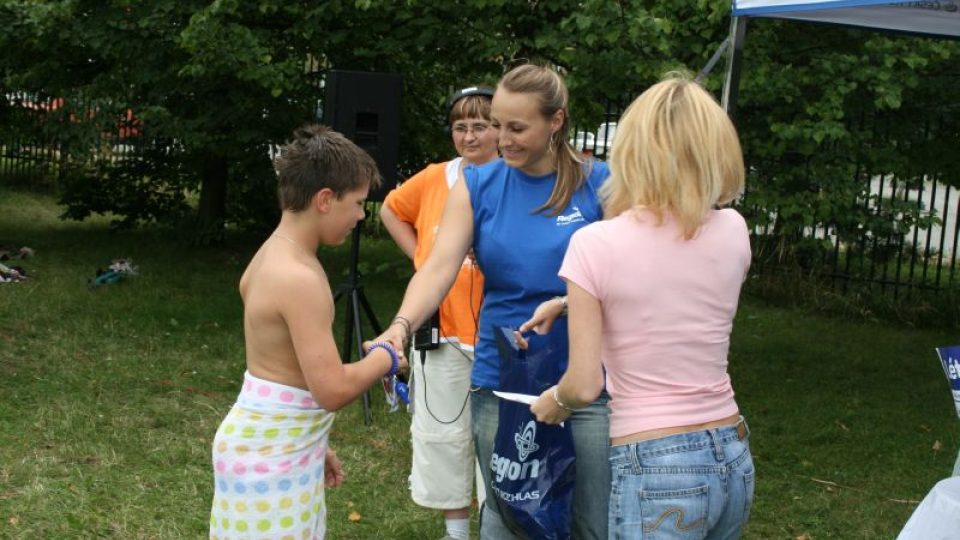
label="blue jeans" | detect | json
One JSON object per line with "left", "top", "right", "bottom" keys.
{"left": 608, "top": 418, "right": 755, "bottom": 540}
{"left": 471, "top": 387, "right": 611, "bottom": 540}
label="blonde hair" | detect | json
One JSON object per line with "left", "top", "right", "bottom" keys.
{"left": 499, "top": 64, "right": 585, "bottom": 216}
{"left": 601, "top": 73, "right": 744, "bottom": 239}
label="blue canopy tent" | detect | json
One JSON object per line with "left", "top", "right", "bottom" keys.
{"left": 721, "top": 1, "right": 960, "bottom": 115}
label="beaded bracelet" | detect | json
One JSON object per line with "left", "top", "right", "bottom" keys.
{"left": 552, "top": 386, "right": 574, "bottom": 412}
{"left": 367, "top": 341, "right": 400, "bottom": 376}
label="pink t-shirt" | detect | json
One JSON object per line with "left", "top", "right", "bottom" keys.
{"left": 559, "top": 208, "right": 751, "bottom": 438}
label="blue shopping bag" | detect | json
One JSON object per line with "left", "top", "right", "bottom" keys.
{"left": 491, "top": 325, "right": 575, "bottom": 540}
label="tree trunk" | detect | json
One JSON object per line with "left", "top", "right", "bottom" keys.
{"left": 197, "top": 153, "right": 228, "bottom": 231}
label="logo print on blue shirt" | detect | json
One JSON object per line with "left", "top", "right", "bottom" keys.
{"left": 556, "top": 206, "right": 584, "bottom": 226}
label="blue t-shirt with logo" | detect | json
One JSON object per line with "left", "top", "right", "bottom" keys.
{"left": 464, "top": 158, "right": 610, "bottom": 388}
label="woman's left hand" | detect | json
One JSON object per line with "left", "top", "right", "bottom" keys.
{"left": 515, "top": 297, "right": 566, "bottom": 349}
{"left": 530, "top": 385, "right": 572, "bottom": 425}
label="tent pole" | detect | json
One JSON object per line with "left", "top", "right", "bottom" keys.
{"left": 722, "top": 16, "right": 748, "bottom": 121}
{"left": 697, "top": 37, "right": 731, "bottom": 83}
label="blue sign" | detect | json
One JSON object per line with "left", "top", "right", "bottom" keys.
{"left": 935, "top": 345, "right": 960, "bottom": 419}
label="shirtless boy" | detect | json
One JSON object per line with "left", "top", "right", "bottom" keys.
{"left": 209, "top": 124, "right": 406, "bottom": 540}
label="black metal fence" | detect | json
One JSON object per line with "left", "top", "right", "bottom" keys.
{"left": 746, "top": 173, "right": 960, "bottom": 299}
{"left": 1, "top": 92, "right": 144, "bottom": 183}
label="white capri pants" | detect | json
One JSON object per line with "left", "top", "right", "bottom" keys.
{"left": 409, "top": 342, "right": 477, "bottom": 509}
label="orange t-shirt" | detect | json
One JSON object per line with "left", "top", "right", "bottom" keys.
{"left": 384, "top": 158, "right": 483, "bottom": 347}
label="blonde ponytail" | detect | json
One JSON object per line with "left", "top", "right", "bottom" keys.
{"left": 499, "top": 64, "right": 587, "bottom": 216}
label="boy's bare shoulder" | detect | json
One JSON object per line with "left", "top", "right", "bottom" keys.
{"left": 272, "top": 257, "right": 329, "bottom": 293}
{"left": 242, "top": 248, "right": 332, "bottom": 303}
{"left": 260, "top": 257, "right": 331, "bottom": 301}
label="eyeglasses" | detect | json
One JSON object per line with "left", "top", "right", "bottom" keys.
{"left": 452, "top": 122, "right": 490, "bottom": 136}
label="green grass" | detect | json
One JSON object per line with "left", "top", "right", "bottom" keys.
{"left": 1, "top": 186, "right": 958, "bottom": 539}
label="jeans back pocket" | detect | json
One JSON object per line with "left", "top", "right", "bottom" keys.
{"left": 641, "top": 484, "right": 709, "bottom": 539}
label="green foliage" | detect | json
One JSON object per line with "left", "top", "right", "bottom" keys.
{"left": 57, "top": 164, "right": 180, "bottom": 227}
{"left": 2, "top": 0, "right": 959, "bottom": 260}
{"left": 736, "top": 20, "right": 960, "bottom": 268}
{"left": 0, "top": 0, "right": 320, "bottom": 230}
{"left": 225, "top": 150, "right": 281, "bottom": 234}
{"left": 0, "top": 0, "right": 737, "bottom": 232}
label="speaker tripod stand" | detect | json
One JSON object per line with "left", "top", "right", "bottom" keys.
{"left": 332, "top": 220, "right": 382, "bottom": 426}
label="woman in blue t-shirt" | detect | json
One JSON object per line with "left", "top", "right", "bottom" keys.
{"left": 375, "top": 64, "right": 611, "bottom": 539}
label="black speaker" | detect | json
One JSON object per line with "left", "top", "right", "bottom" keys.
{"left": 323, "top": 70, "right": 402, "bottom": 202}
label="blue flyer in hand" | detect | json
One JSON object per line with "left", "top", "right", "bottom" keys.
{"left": 935, "top": 345, "right": 960, "bottom": 419}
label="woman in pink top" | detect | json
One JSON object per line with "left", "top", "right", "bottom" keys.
{"left": 531, "top": 74, "right": 755, "bottom": 539}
